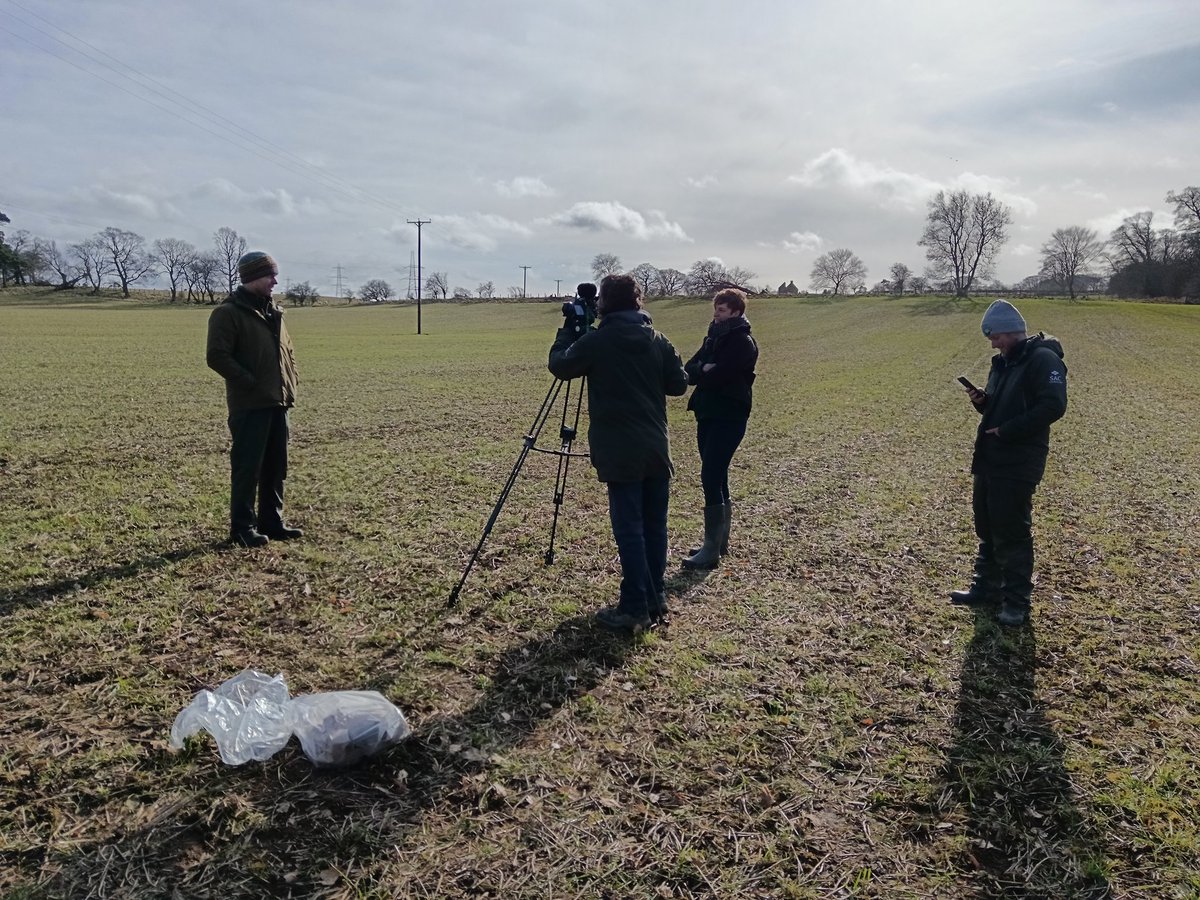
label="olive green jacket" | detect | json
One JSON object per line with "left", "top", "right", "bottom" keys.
{"left": 548, "top": 309, "right": 688, "bottom": 483}
{"left": 206, "top": 287, "right": 298, "bottom": 411}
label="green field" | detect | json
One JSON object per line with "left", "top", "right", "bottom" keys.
{"left": 1, "top": 290, "right": 1198, "bottom": 899}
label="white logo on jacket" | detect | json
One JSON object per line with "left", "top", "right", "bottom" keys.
{"left": 1048, "top": 369, "right": 1064, "bottom": 384}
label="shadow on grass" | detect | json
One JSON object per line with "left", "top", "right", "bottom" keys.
{"left": 0, "top": 543, "right": 223, "bottom": 616}
{"left": 945, "top": 612, "right": 1111, "bottom": 898}
{"left": 39, "top": 614, "right": 643, "bottom": 897}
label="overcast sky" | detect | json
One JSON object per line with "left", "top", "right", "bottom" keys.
{"left": 3, "top": 0, "right": 1198, "bottom": 296}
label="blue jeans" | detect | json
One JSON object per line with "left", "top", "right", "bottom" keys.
{"left": 606, "top": 478, "right": 671, "bottom": 616}
{"left": 696, "top": 417, "right": 747, "bottom": 506}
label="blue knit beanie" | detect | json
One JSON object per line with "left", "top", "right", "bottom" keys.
{"left": 981, "top": 299, "right": 1026, "bottom": 336}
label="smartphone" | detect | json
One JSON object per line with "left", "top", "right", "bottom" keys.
{"left": 957, "top": 376, "right": 979, "bottom": 392}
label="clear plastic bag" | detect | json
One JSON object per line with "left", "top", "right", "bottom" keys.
{"left": 169, "top": 670, "right": 410, "bottom": 767}
{"left": 168, "top": 670, "right": 292, "bottom": 766}
{"left": 288, "top": 691, "right": 411, "bottom": 767}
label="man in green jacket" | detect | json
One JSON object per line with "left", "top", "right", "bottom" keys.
{"left": 206, "top": 251, "right": 301, "bottom": 547}
{"left": 952, "top": 299, "right": 1067, "bottom": 626}
{"left": 549, "top": 275, "right": 688, "bottom": 632}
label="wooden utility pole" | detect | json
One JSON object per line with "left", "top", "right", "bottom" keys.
{"left": 407, "top": 219, "right": 430, "bottom": 333}
{"left": 520, "top": 265, "right": 531, "bottom": 298}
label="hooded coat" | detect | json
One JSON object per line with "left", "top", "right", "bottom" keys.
{"left": 972, "top": 333, "right": 1067, "bottom": 483}
{"left": 548, "top": 309, "right": 688, "bottom": 483}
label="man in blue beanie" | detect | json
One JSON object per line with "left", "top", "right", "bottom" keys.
{"left": 952, "top": 299, "right": 1067, "bottom": 626}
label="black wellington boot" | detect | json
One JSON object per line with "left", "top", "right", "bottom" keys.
{"left": 682, "top": 504, "right": 726, "bottom": 570}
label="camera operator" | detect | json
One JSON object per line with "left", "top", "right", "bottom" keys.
{"left": 548, "top": 276, "right": 688, "bottom": 633}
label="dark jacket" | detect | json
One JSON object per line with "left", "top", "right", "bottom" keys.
{"left": 684, "top": 315, "right": 758, "bottom": 420}
{"left": 972, "top": 333, "right": 1067, "bottom": 483}
{"left": 206, "top": 287, "right": 298, "bottom": 412}
{"left": 548, "top": 309, "right": 688, "bottom": 483}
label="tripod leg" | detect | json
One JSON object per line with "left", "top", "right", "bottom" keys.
{"left": 545, "top": 376, "right": 586, "bottom": 565}
{"left": 447, "top": 379, "right": 565, "bottom": 606}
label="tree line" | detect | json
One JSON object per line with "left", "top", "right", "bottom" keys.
{"left": 796, "top": 185, "right": 1199, "bottom": 302}
{"left": 4, "top": 184, "right": 1198, "bottom": 304}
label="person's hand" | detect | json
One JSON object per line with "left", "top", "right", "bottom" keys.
{"left": 965, "top": 386, "right": 985, "bottom": 403}
{"left": 702, "top": 363, "right": 715, "bottom": 372}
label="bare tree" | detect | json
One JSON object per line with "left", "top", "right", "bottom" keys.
{"left": 452, "top": 286, "right": 471, "bottom": 300}
{"left": 26, "top": 236, "right": 56, "bottom": 284}
{"left": 507, "top": 285, "right": 523, "bottom": 298}
{"left": 284, "top": 281, "right": 320, "bottom": 306}
{"left": 629, "top": 262, "right": 659, "bottom": 296}
{"left": 919, "top": 190, "right": 1012, "bottom": 297}
{"left": 889, "top": 262, "right": 911, "bottom": 295}
{"left": 476, "top": 280, "right": 495, "bottom": 299}
{"left": 1039, "top": 226, "right": 1103, "bottom": 300}
{"left": 684, "top": 259, "right": 755, "bottom": 295}
{"left": 153, "top": 237, "right": 196, "bottom": 302}
{"left": 591, "top": 252, "right": 622, "bottom": 281}
{"left": 42, "top": 240, "right": 83, "bottom": 288}
{"left": 810, "top": 248, "right": 867, "bottom": 294}
{"left": 360, "top": 278, "right": 394, "bottom": 302}
{"left": 186, "top": 252, "right": 222, "bottom": 303}
{"left": 1107, "top": 212, "right": 1159, "bottom": 269}
{"left": 726, "top": 265, "right": 757, "bottom": 291}
{"left": 1166, "top": 186, "right": 1200, "bottom": 239}
{"left": 213, "top": 226, "right": 247, "bottom": 296}
{"left": 424, "top": 271, "right": 449, "bottom": 300}
{"left": 71, "top": 238, "right": 113, "bottom": 294}
{"left": 99, "top": 227, "right": 156, "bottom": 297}
{"left": 652, "top": 267, "right": 686, "bottom": 296}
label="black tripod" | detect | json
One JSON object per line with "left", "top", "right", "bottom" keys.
{"left": 447, "top": 376, "right": 588, "bottom": 607}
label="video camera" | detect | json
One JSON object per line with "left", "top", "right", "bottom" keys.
{"left": 560, "top": 294, "right": 597, "bottom": 340}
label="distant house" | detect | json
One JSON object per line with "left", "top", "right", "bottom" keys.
{"left": 778, "top": 280, "right": 799, "bottom": 295}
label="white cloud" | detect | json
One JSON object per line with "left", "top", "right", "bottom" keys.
{"left": 1063, "top": 179, "right": 1107, "bottom": 202}
{"left": 788, "top": 148, "right": 1038, "bottom": 217}
{"left": 545, "top": 202, "right": 691, "bottom": 242}
{"left": 189, "top": 179, "right": 314, "bottom": 217}
{"left": 1086, "top": 206, "right": 1172, "bottom": 236}
{"left": 781, "top": 231, "right": 823, "bottom": 253}
{"left": 1011, "top": 244, "right": 1035, "bottom": 257}
{"left": 788, "top": 148, "right": 940, "bottom": 211}
{"left": 494, "top": 176, "right": 555, "bottom": 198}
{"left": 686, "top": 175, "right": 718, "bottom": 189}
{"left": 385, "top": 212, "right": 533, "bottom": 253}
{"left": 76, "top": 186, "right": 165, "bottom": 220}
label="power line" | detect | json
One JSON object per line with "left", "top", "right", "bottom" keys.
{"left": 0, "top": 2, "right": 412, "bottom": 222}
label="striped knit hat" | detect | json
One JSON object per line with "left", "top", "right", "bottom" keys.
{"left": 238, "top": 251, "right": 278, "bottom": 284}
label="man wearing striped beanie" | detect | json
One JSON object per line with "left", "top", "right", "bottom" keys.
{"left": 206, "top": 250, "right": 302, "bottom": 547}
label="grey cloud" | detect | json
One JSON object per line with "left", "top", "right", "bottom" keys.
{"left": 946, "top": 42, "right": 1200, "bottom": 129}
{"left": 545, "top": 202, "right": 691, "bottom": 242}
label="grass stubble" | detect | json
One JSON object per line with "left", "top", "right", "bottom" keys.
{"left": 0, "top": 289, "right": 1197, "bottom": 898}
